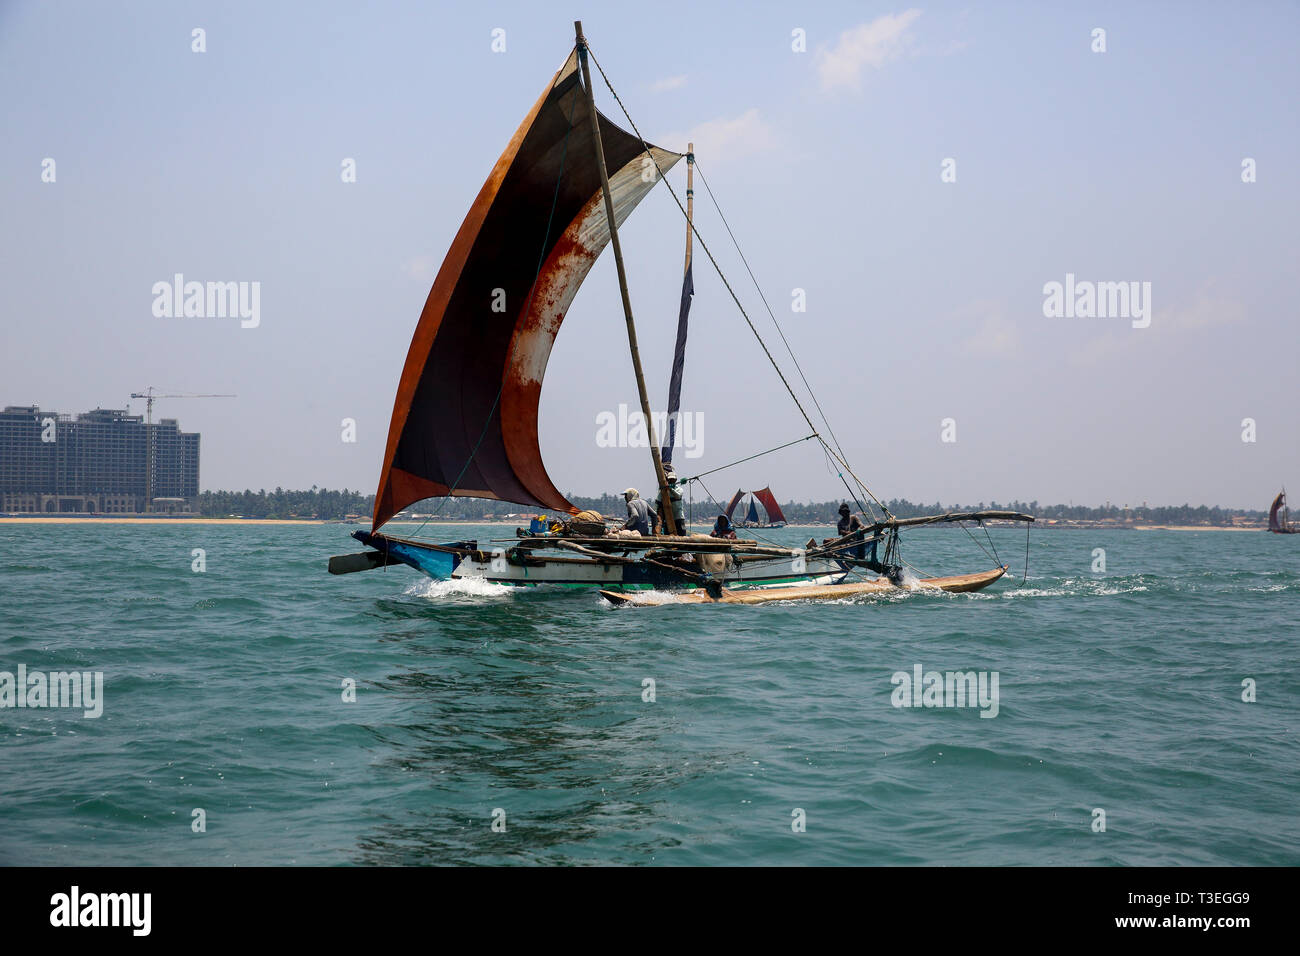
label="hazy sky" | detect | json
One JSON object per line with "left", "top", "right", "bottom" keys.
{"left": 3, "top": 1, "right": 1296, "bottom": 510}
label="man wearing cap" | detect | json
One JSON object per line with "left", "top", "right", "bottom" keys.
{"left": 664, "top": 469, "right": 686, "bottom": 534}
{"left": 621, "top": 488, "right": 658, "bottom": 536}
{"left": 837, "top": 502, "right": 868, "bottom": 560}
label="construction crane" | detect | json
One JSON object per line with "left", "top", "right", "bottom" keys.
{"left": 129, "top": 387, "right": 236, "bottom": 512}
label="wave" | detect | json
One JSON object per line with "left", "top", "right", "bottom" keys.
{"left": 996, "top": 576, "right": 1153, "bottom": 599}
{"left": 405, "top": 576, "right": 515, "bottom": 602}
{"left": 598, "top": 589, "right": 683, "bottom": 607}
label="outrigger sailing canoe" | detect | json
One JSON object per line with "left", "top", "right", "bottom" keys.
{"left": 1268, "top": 490, "right": 1298, "bottom": 534}
{"left": 726, "top": 488, "right": 787, "bottom": 529}
{"left": 328, "top": 22, "right": 1033, "bottom": 602}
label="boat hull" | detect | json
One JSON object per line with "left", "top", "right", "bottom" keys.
{"left": 348, "top": 531, "right": 465, "bottom": 579}
{"left": 451, "top": 552, "right": 849, "bottom": 589}
{"left": 347, "top": 530, "right": 854, "bottom": 589}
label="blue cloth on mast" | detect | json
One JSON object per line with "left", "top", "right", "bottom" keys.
{"left": 661, "top": 262, "right": 694, "bottom": 463}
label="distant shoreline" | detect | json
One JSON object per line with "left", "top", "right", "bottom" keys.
{"left": 0, "top": 517, "right": 343, "bottom": 525}
{"left": 0, "top": 518, "right": 503, "bottom": 526}
{"left": 0, "top": 517, "right": 1268, "bottom": 531}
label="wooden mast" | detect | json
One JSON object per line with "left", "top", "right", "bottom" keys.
{"left": 684, "top": 142, "right": 694, "bottom": 272}
{"left": 656, "top": 142, "right": 694, "bottom": 531}
{"left": 574, "top": 21, "right": 677, "bottom": 535}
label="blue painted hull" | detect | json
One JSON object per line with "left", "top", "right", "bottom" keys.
{"left": 351, "top": 531, "right": 463, "bottom": 580}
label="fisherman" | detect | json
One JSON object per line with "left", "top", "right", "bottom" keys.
{"left": 711, "top": 513, "right": 737, "bottom": 539}
{"left": 664, "top": 469, "right": 686, "bottom": 533}
{"left": 838, "top": 502, "right": 868, "bottom": 560}
{"left": 621, "top": 488, "right": 658, "bottom": 536}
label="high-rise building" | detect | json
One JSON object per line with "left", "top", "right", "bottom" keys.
{"left": 0, "top": 406, "right": 199, "bottom": 513}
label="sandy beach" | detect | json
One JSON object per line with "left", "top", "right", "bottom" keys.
{"left": 1133, "top": 524, "right": 1262, "bottom": 532}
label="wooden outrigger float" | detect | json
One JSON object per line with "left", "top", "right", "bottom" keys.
{"left": 601, "top": 566, "right": 1009, "bottom": 607}
{"left": 328, "top": 22, "right": 1034, "bottom": 603}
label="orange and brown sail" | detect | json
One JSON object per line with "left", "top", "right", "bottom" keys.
{"left": 372, "top": 50, "right": 681, "bottom": 529}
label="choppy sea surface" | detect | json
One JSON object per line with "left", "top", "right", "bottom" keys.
{"left": 0, "top": 521, "right": 1296, "bottom": 866}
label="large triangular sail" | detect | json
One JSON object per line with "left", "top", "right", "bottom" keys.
{"left": 724, "top": 489, "right": 745, "bottom": 521}
{"left": 724, "top": 487, "right": 786, "bottom": 525}
{"left": 752, "top": 487, "right": 786, "bottom": 525}
{"left": 372, "top": 49, "right": 682, "bottom": 529}
{"left": 1269, "top": 491, "right": 1289, "bottom": 532}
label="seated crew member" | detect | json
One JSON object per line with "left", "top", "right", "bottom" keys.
{"left": 711, "top": 513, "right": 737, "bottom": 539}
{"left": 838, "top": 502, "right": 868, "bottom": 560}
{"left": 622, "top": 488, "right": 657, "bottom": 536}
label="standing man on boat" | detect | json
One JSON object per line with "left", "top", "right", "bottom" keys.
{"left": 664, "top": 469, "right": 686, "bottom": 534}
{"left": 622, "top": 488, "right": 658, "bottom": 536}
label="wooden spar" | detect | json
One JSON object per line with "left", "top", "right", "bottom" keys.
{"left": 864, "top": 510, "right": 1035, "bottom": 532}
{"left": 574, "top": 21, "right": 678, "bottom": 535}
{"left": 684, "top": 141, "right": 694, "bottom": 273}
{"left": 550, "top": 540, "right": 638, "bottom": 563}
{"left": 514, "top": 533, "right": 761, "bottom": 552}
{"left": 551, "top": 540, "right": 716, "bottom": 590}
{"left": 658, "top": 141, "right": 695, "bottom": 531}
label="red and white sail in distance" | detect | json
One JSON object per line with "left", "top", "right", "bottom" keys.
{"left": 1268, "top": 491, "right": 1296, "bottom": 533}
{"left": 752, "top": 488, "right": 787, "bottom": 525}
{"left": 372, "top": 49, "right": 681, "bottom": 529}
{"left": 725, "top": 488, "right": 787, "bottom": 525}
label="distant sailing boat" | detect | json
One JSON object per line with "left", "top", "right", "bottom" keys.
{"left": 1268, "top": 490, "right": 1298, "bottom": 534}
{"left": 726, "top": 488, "right": 787, "bottom": 529}
{"left": 328, "top": 22, "right": 1033, "bottom": 602}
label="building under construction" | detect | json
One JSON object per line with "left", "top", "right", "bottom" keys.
{"left": 0, "top": 405, "right": 199, "bottom": 514}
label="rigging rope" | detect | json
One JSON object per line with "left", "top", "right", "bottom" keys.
{"left": 819, "top": 441, "right": 879, "bottom": 524}
{"left": 956, "top": 518, "right": 1033, "bottom": 587}
{"left": 957, "top": 520, "right": 999, "bottom": 565}
{"left": 982, "top": 521, "right": 1002, "bottom": 566}
{"left": 679, "top": 433, "right": 817, "bottom": 483}
{"left": 693, "top": 475, "right": 786, "bottom": 551}
{"left": 687, "top": 475, "right": 871, "bottom": 582}
{"left": 586, "top": 45, "right": 893, "bottom": 521}
{"left": 694, "top": 159, "right": 868, "bottom": 509}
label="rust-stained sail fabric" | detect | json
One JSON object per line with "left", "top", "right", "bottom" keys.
{"left": 372, "top": 49, "right": 681, "bottom": 529}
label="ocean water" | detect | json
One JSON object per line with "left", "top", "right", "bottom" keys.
{"left": 0, "top": 522, "right": 1296, "bottom": 866}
